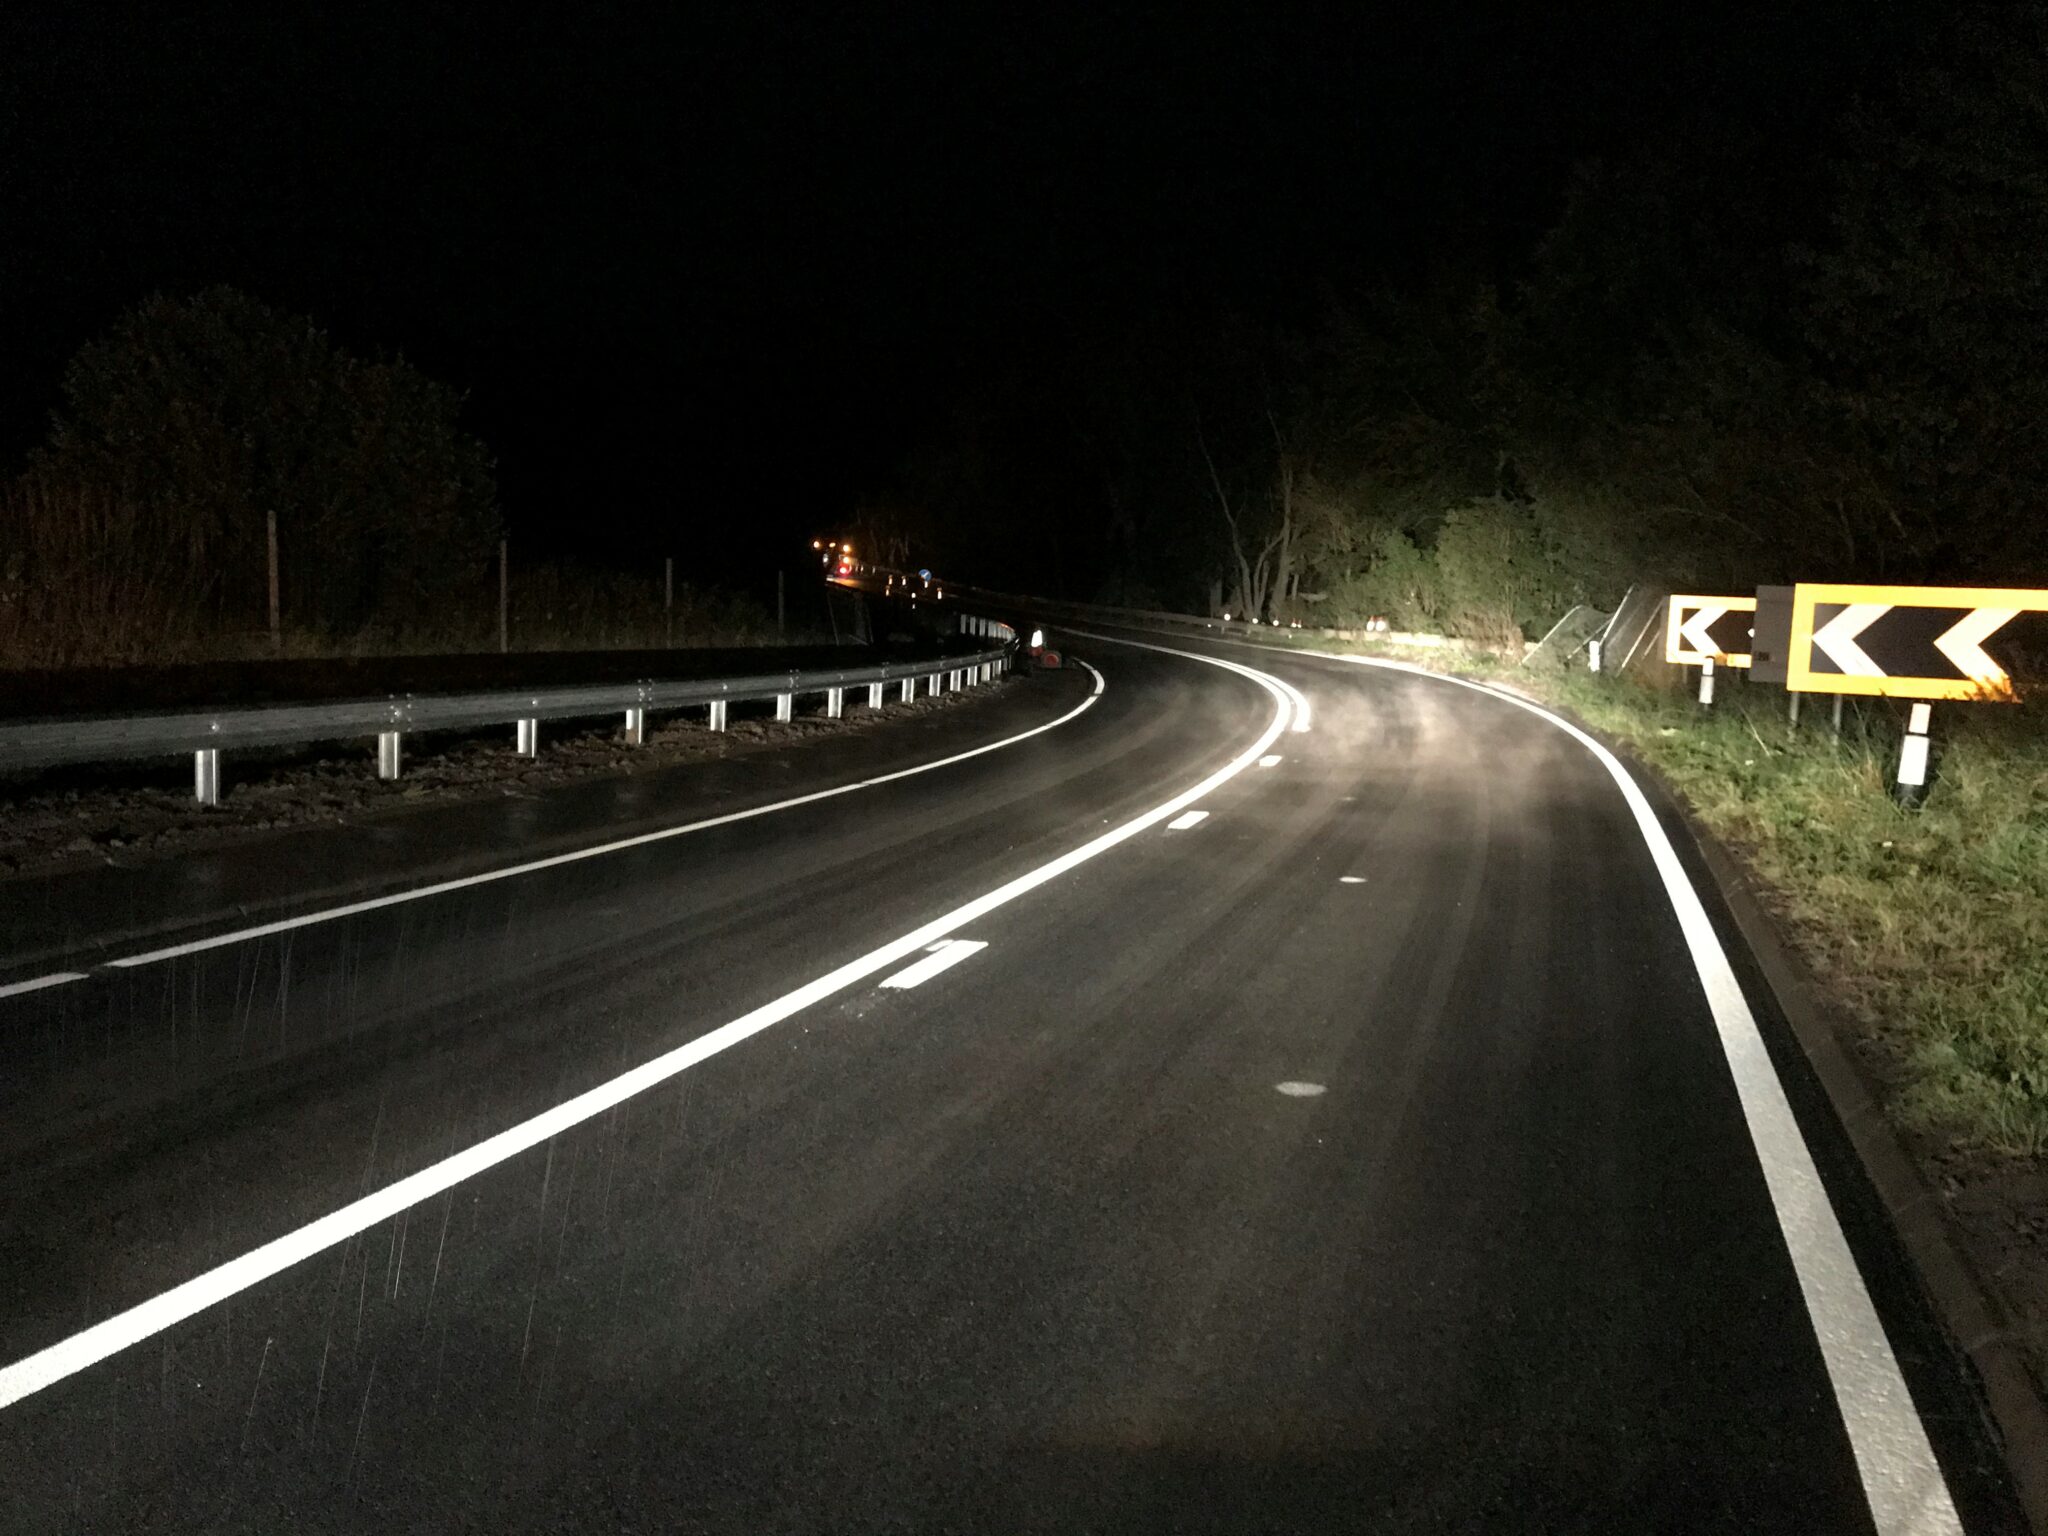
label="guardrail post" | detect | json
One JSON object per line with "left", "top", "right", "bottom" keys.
{"left": 900, "top": 678, "right": 915, "bottom": 703}
{"left": 516, "top": 718, "right": 539, "bottom": 757}
{"left": 927, "top": 672, "right": 941, "bottom": 697}
{"left": 825, "top": 687, "right": 844, "bottom": 719}
{"left": 708, "top": 700, "right": 727, "bottom": 732}
{"left": 868, "top": 681, "right": 885, "bottom": 708}
{"left": 376, "top": 732, "right": 402, "bottom": 780}
{"left": 623, "top": 708, "right": 646, "bottom": 745}
{"left": 194, "top": 749, "right": 221, "bottom": 806}
{"left": 775, "top": 693, "right": 794, "bottom": 723}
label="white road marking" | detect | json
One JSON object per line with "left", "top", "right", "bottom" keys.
{"left": 0, "top": 663, "right": 1109, "bottom": 998}
{"left": 0, "top": 648, "right": 1294, "bottom": 1412}
{"left": 1294, "top": 646, "right": 1961, "bottom": 1536}
{"left": 1338, "top": 876, "right": 1365, "bottom": 884}
{"left": 878, "top": 939, "right": 987, "bottom": 989}
{"left": 1273, "top": 673, "right": 1313, "bottom": 732}
{"left": 1275, "top": 1081, "right": 1326, "bottom": 1097}
{"left": 0, "top": 972, "right": 87, "bottom": 1000}
{"left": 1258, "top": 754, "right": 1283, "bottom": 768}
{"left": 1165, "top": 811, "right": 1208, "bottom": 831}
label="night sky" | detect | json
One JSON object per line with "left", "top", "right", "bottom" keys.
{"left": 1, "top": 3, "right": 1933, "bottom": 582}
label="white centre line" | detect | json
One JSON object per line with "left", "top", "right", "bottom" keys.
{"left": 0, "top": 643, "right": 1294, "bottom": 1413}
{"left": 878, "top": 939, "right": 987, "bottom": 990}
{"left": 1338, "top": 876, "right": 1365, "bottom": 884}
{"left": 1165, "top": 810, "right": 1209, "bottom": 831}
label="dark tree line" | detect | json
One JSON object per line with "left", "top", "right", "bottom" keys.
{"left": 890, "top": 5, "right": 2048, "bottom": 639}
{"left": 1, "top": 287, "right": 500, "bottom": 665}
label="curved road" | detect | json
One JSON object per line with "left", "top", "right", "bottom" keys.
{"left": 0, "top": 629, "right": 2028, "bottom": 1533}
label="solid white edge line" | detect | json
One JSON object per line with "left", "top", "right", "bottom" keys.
{"left": 0, "top": 659, "right": 1107, "bottom": 996}
{"left": 1293, "top": 646, "right": 1960, "bottom": 1536}
{"left": 878, "top": 938, "right": 988, "bottom": 989}
{"left": 1165, "top": 810, "right": 1208, "bottom": 831}
{"left": 0, "top": 646, "right": 1293, "bottom": 1412}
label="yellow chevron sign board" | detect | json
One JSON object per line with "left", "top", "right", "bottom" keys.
{"left": 1664, "top": 595, "right": 1756, "bottom": 667}
{"left": 1784, "top": 583, "right": 2048, "bottom": 700}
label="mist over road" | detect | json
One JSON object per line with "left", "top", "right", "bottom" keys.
{"left": 0, "top": 632, "right": 2024, "bottom": 1533}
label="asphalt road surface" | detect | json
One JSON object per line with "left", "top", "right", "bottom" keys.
{"left": 0, "top": 627, "right": 2029, "bottom": 1533}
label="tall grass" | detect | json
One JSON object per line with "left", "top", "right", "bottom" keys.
{"left": 0, "top": 477, "right": 203, "bottom": 668}
{"left": 1, "top": 476, "right": 777, "bottom": 668}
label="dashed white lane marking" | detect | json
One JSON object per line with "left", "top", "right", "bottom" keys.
{"left": 0, "top": 647, "right": 1296, "bottom": 1413}
{"left": 878, "top": 939, "right": 987, "bottom": 990}
{"left": 1258, "top": 754, "right": 1283, "bottom": 768}
{"left": 1165, "top": 811, "right": 1209, "bottom": 831}
{"left": 0, "top": 662, "right": 1109, "bottom": 999}
{"left": 1275, "top": 1082, "right": 1326, "bottom": 1097}
{"left": 1338, "top": 876, "right": 1365, "bottom": 885}
{"left": 0, "top": 972, "right": 87, "bottom": 1000}
{"left": 1292, "top": 646, "right": 1962, "bottom": 1536}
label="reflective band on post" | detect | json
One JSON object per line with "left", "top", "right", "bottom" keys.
{"left": 1898, "top": 734, "right": 1931, "bottom": 787}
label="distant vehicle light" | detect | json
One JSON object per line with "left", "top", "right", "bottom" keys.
{"left": 812, "top": 539, "right": 822, "bottom": 549}
{"left": 1029, "top": 628, "right": 1044, "bottom": 649}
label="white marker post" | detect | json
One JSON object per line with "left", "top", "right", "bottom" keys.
{"left": 1894, "top": 702, "right": 1933, "bottom": 808}
{"left": 1587, "top": 638, "right": 1602, "bottom": 674}
{"left": 1698, "top": 655, "right": 1715, "bottom": 707}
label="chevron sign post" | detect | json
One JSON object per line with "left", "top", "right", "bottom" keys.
{"left": 1784, "top": 584, "right": 2048, "bottom": 702}
{"left": 1664, "top": 594, "right": 1756, "bottom": 668}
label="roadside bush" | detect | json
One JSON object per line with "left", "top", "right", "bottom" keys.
{"left": 11, "top": 286, "right": 500, "bottom": 655}
{"left": 1433, "top": 497, "right": 1577, "bottom": 646}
